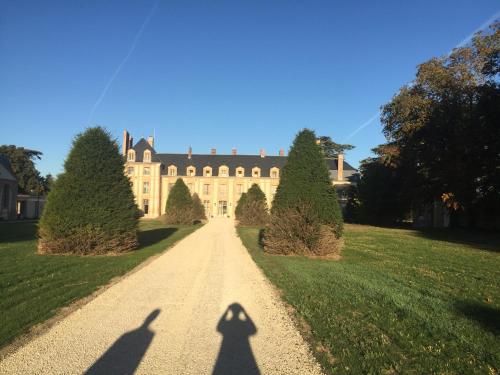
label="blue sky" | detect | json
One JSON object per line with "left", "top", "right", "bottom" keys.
{"left": 1, "top": 1, "right": 499, "bottom": 176}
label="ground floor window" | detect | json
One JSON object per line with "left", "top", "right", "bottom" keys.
{"left": 143, "top": 199, "right": 149, "bottom": 214}
{"left": 218, "top": 200, "right": 227, "bottom": 216}
{"left": 203, "top": 200, "right": 210, "bottom": 215}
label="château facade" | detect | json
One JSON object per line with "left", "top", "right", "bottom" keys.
{"left": 123, "top": 131, "right": 356, "bottom": 218}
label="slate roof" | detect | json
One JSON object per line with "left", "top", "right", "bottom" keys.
{"left": 131, "top": 138, "right": 356, "bottom": 178}
{"left": 0, "top": 154, "right": 17, "bottom": 182}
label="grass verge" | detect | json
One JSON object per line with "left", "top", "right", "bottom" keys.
{"left": 237, "top": 224, "right": 500, "bottom": 374}
{"left": 0, "top": 220, "right": 200, "bottom": 349}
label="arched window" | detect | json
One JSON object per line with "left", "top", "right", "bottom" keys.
{"left": 127, "top": 150, "right": 135, "bottom": 162}
{"left": 252, "top": 167, "right": 261, "bottom": 178}
{"left": 187, "top": 166, "right": 196, "bottom": 176}
{"left": 143, "top": 150, "right": 151, "bottom": 162}
{"left": 270, "top": 167, "right": 279, "bottom": 179}
{"left": 218, "top": 165, "right": 229, "bottom": 177}
{"left": 203, "top": 166, "right": 212, "bottom": 177}
{"left": 236, "top": 167, "right": 245, "bottom": 177}
{"left": 168, "top": 165, "right": 177, "bottom": 177}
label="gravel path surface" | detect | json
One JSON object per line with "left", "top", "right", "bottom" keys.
{"left": 0, "top": 218, "right": 323, "bottom": 375}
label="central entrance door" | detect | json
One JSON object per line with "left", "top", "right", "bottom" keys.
{"left": 217, "top": 200, "right": 228, "bottom": 216}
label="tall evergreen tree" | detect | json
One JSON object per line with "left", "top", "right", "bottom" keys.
{"left": 163, "top": 178, "right": 195, "bottom": 224}
{"left": 236, "top": 184, "right": 269, "bottom": 226}
{"left": 266, "top": 129, "right": 343, "bottom": 255}
{"left": 38, "top": 127, "right": 138, "bottom": 254}
{"left": 191, "top": 193, "right": 206, "bottom": 222}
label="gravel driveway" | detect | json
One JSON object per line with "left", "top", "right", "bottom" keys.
{"left": 0, "top": 218, "right": 323, "bottom": 375}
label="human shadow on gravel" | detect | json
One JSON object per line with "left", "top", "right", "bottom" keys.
{"left": 85, "top": 309, "right": 160, "bottom": 375}
{"left": 213, "top": 303, "right": 260, "bottom": 375}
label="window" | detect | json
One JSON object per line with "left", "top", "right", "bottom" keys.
{"left": 187, "top": 167, "right": 196, "bottom": 176}
{"left": 168, "top": 166, "right": 177, "bottom": 176}
{"left": 143, "top": 199, "right": 149, "bottom": 214}
{"left": 271, "top": 168, "right": 279, "bottom": 178}
{"left": 236, "top": 184, "right": 243, "bottom": 194}
{"left": 219, "top": 184, "right": 227, "bottom": 194}
{"left": 203, "top": 184, "right": 210, "bottom": 195}
{"left": 252, "top": 167, "right": 261, "bottom": 177}
{"left": 204, "top": 167, "right": 212, "bottom": 177}
{"left": 219, "top": 166, "right": 229, "bottom": 177}
{"left": 127, "top": 150, "right": 135, "bottom": 161}
{"left": 127, "top": 167, "right": 134, "bottom": 175}
{"left": 168, "top": 183, "right": 174, "bottom": 191}
{"left": 203, "top": 200, "right": 210, "bottom": 214}
{"left": 144, "top": 167, "right": 150, "bottom": 175}
{"left": 271, "top": 185, "right": 277, "bottom": 196}
{"left": 236, "top": 167, "right": 244, "bottom": 177}
{"left": 143, "top": 151, "right": 151, "bottom": 162}
{"left": 143, "top": 182, "right": 150, "bottom": 194}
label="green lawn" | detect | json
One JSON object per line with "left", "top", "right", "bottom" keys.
{"left": 0, "top": 220, "right": 200, "bottom": 349}
{"left": 237, "top": 224, "right": 500, "bottom": 374}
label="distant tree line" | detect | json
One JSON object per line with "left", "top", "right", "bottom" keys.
{"left": 0, "top": 145, "right": 54, "bottom": 194}
{"left": 347, "top": 22, "right": 500, "bottom": 229}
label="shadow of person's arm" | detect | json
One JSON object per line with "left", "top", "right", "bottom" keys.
{"left": 217, "top": 308, "right": 229, "bottom": 334}
{"left": 241, "top": 307, "right": 257, "bottom": 336}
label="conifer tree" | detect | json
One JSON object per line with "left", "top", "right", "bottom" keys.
{"left": 38, "top": 127, "right": 138, "bottom": 254}
{"left": 266, "top": 129, "right": 343, "bottom": 255}
{"left": 237, "top": 184, "right": 269, "bottom": 226}
{"left": 163, "top": 178, "right": 195, "bottom": 224}
{"left": 191, "top": 193, "right": 206, "bottom": 222}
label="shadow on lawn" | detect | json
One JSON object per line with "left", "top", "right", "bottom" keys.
{"left": 0, "top": 221, "right": 37, "bottom": 243}
{"left": 455, "top": 300, "right": 500, "bottom": 335}
{"left": 137, "top": 227, "right": 177, "bottom": 249}
{"left": 85, "top": 309, "right": 160, "bottom": 375}
{"left": 414, "top": 228, "right": 500, "bottom": 253}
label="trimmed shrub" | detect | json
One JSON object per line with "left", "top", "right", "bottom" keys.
{"left": 236, "top": 184, "right": 269, "bottom": 226}
{"left": 192, "top": 193, "right": 207, "bottom": 222}
{"left": 38, "top": 127, "right": 138, "bottom": 255}
{"left": 235, "top": 192, "right": 247, "bottom": 220}
{"left": 163, "top": 178, "right": 195, "bottom": 225}
{"left": 265, "top": 129, "right": 343, "bottom": 255}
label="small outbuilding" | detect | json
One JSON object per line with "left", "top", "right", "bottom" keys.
{"left": 0, "top": 154, "right": 18, "bottom": 220}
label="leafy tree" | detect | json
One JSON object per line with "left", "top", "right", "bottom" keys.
{"left": 317, "top": 136, "right": 354, "bottom": 157}
{"left": 163, "top": 178, "right": 195, "bottom": 224}
{"left": 266, "top": 129, "right": 343, "bottom": 255}
{"left": 38, "top": 127, "right": 138, "bottom": 254}
{"left": 367, "top": 21, "right": 500, "bottom": 228}
{"left": 236, "top": 184, "right": 269, "bottom": 226}
{"left": 0, "top": 145, "right": 44, "bottom": 194}
{"left": 191, "top": 193, "right": 206, "bottom": 222}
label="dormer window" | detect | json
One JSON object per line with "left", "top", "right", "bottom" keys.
{"left": 168, "top": 165, "right": 177, "bottom": 176}
{"left": 236, "top": 167, "right": 245, "bottom": 177}
{"left": 270, "top": 167, "right": 279, "bottom": 179}
{"left": 219, "top": 165, "right": 229, "bottom": 177}
{"left": 127, "top": 150, "right": 135, "bottom": 162}
{"left": 252, "top": 167, "right": 261, "bottom": 178}
{"left": 187, "top": 166, "right": 196, "bottom": 176}
{"left": 143, "top": 150, "right": 151, "bottom": 162}
{"left": 204, "top": 166, "right": 212, "bottom": 177}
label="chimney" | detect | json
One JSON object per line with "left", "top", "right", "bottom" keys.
{"left": 260, "top": 148, "right": 266, "bottom": 158}
{"left": 211, "top": 148, "right": 216, "bottom": 155}
{"left": 188, "top": 146, "right": 192, "bottom": 159}
{"left": 279, "top": 148, "right": 284, "bottom": 157}
{"left": 338, "top": 153, "right": 344, "bottom": 181}
{"left": 231, "top": 148, "right": 237, "bottom": 155}
{"left": 147, "top": 136, "right": 154, "bottom": 148}
{"left": 122, "top": 130, "right": 130, "bottom": 156}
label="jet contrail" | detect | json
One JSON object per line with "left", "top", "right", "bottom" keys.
{"left": 343, "top": 112, "right": 380, "bottom": 142}
{"left": 87, "top": 1, "right": 160, "bottom": 124}
{"left": 342, "top": 10, "right": 500, "bottom": 143}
